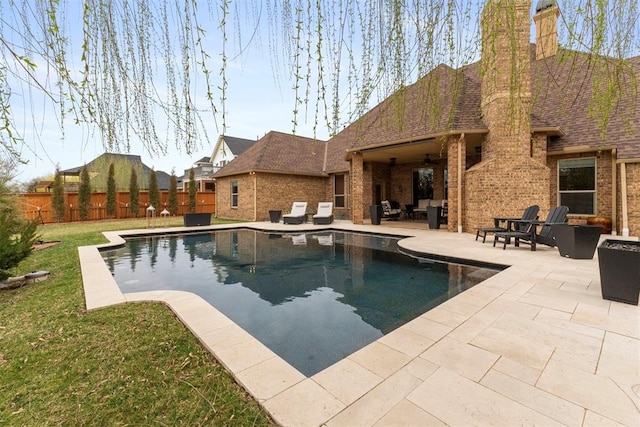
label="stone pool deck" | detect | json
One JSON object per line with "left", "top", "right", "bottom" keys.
{"left": 79, "top": 221, "right": 640, "bottom": 426}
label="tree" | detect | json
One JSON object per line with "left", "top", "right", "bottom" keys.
{"left": 1, "top": 0, "right": 636, "bottom": 167}
{"left": 129, "top": 166, "right": 139, "bottom": 218}
{"left": 78, "top": 166, "right": 91, "bottom": 220}
{"left": 149, "top": 169, "right": 159, "bottom": 210}
{"left": 51, "top": 168, "right": 65, "bottom": 222}
{"left": 188, "top": 168, "right": 196, "bottom": 213}
{"left": 168, "top": 172, "right": 178, "bottom": 215}
{"left": 106, "top": 163, "right": 116, "bottom": 217}
{"left": 0, "top": 158, "right": 39, "bottom": 280}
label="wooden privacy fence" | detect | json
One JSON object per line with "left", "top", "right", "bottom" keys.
{"left": 17, "top": 192, "right": 216, "bottom": 224}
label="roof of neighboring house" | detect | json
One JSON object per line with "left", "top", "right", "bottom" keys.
{"left": 61, "top": 153, "right": 172, "bottom": 189}
{"left": 194, "top": 156, "right": 211, "bottom": 165}
{"left": 223, "top": 135, "right": 256, "bottom": 155}
{"left": 213, "top": 131, "right": 327, "bottom": 178}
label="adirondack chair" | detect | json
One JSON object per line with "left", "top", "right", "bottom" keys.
{"left": 476, "top": 205, "right": 540, "bottom": 243}
{"left": 494, "top": 206, "right": 569, "bottom": 250}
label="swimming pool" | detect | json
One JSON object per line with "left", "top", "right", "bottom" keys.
{"left": 101, "top": 229, "right": 500, "bottom": 376}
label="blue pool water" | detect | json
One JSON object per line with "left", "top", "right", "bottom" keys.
{"left": 101, "top": 229, "right": 500, "bottom": 376}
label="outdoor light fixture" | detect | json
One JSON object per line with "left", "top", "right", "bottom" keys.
{"left": 161, "top": 208, "right": 170, "bottom": 227}
{"left": 146, "top": 205, "right": 156, "bottom": 228}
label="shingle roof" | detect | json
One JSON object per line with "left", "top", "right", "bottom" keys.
{"left": 536, "top": 50, "right": 639, "bottom": 160}
{"left": 61, "top": 153, "right": 172, "bottom": 189}
{"left": 325, "top": 45, "right": 639, "bottom": 167}
{"left": 324, "top": 63, "right": 486, "bottom": 172}
{"left": 213, "top": 131, "right": 327, "bottom": 178}
{"left": 223, "top": 135, "right": 256, "bottom": 156}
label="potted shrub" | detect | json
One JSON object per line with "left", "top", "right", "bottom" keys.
{"left": 597, "top": 239, "right": 640, "bottom": 305}
{"left": 551, "top": 224, "right": 601, "bottom": 259}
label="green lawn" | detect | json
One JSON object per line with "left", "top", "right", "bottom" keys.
{"left": 0, "top": 218, "right": 275, "bottom": 426}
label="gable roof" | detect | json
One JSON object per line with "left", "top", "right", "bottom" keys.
{"left": 223, "top": 135, "right": 256, "bottom": 155}
{"left": 213, "top": 131, "right": 327, "bottom": 178}
{"left": 536, "top": 50, "right": 639, "bottom": 160}
{"left": 324, "top": 45, "right": 639, "bottom": 169}
{"left": 61, "top": 153, "right": 172, "bottom": 189}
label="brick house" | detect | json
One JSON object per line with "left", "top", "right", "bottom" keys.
{"left": 214, "top": 0, "right": 639, "bottom": 237}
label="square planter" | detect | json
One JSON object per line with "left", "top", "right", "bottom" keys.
{"left": 370, "top": 205, "right": 382, "bottom": 225}
{"left": 183, "top": 212, "right": 212, "bottom": 227}
{"left": 551, "top": 224, "right": 601, "bottom": 259}
{"left": 427, "top": 206, "right": 441, "bottom": 229}
{"left": 268, "top": 210, "right": 282, "bottom": 223}
{"left": 597, "top": 239, "right": 640, "bottom": 305}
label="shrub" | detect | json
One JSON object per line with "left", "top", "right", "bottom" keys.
{"left": 0, "top": 201, "right": 39, "bottom": 281}
{"left": 78, "top": 166, "right": 92, "bottom": 220}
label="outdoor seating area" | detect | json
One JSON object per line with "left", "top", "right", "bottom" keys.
{"left": 312, "top": 202, "right": 334, "bottom": 225}
{"left": 381, "top": 200, "right": 402, "bottom": 220}
{"left": 282, "top": 201, "right": 307, "bottom": 224}
{"left": 493, "top": 206, "right": 569, "bottom": 251}
{"left": 476, "top": 205, "right": 540, "bottom": 243}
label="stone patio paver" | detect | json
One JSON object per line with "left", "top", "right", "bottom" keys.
{"left": 79, "top": 220, "right": 640, "bottom": 426}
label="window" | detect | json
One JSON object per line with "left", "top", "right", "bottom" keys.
{"left": 334, "top": 175, "right": 347, "bottom": 208}
{"left": 231, "top": 181, "right": 238, "bottom": 208}
{"left": 413, "top": 168, "right": 434, "bottom": 205}
{"left": 558, "top": 158, "right": 596, "bottom": 214}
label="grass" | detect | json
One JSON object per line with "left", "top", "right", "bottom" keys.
{"left": 0, "top": 218, "right": 275, "bottom": 426}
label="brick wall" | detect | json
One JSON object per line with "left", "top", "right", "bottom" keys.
{"left": 447, "top": 135, "right": 465, "bottom": 232}
{"left": 351, "top": 152, "right": 364, "bottom": 223}
{"left": 215, "top": 173, "right": 328, "bottom": 221}
{"left": 548, "top": 151, "right": 613, "bottom": 224}
{"left": 465, "top": 0, "right": 549, "bottom": 233}
{"left": 620, "top": 162, "right": 640, "bottom": 236}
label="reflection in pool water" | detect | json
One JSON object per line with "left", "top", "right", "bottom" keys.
{"left": 102, "top": 229, "right": 499, "bottom": 376}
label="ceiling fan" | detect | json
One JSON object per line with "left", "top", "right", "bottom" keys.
{"left": 423, "top": 154, "right": 436, "bottom": 165}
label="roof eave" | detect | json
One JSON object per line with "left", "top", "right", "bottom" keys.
{"left": 214, "top": 169, "right": 328, "bottom": 179}
{"left": 532, "top": 126, "right": 565, "bottom": 136}
{"left": 343, "top": 128, "right": 488, "bottom": 160}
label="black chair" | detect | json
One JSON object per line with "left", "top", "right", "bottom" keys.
{"left": 381, "top": 200, "right": 401, "bottom": 220}
{"left": 404, "top": 204, "right": 415, "bottom": 220}
{"left": 476, "top": 205, "right": 540, "bottom": 243}
{"left": 494, "top": 206, "right": 569, "bottom": 250}
{"left": 440, "top": 200, "right": 448, "bottom": 224}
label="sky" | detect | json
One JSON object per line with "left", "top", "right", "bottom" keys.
{"left": 11, "top": 47, "right": 330, "bottom": 182}
{"left": 8, "top": 1, "right": 336, "bottom": 183}
{"left": 7, "top": 1, "right": 637, "bottom": 184}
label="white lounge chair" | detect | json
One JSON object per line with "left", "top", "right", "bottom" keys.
{"left": 283, "top": 201, "right": 307, "bottom": 224}
{"left": 312, "top": 202, "right": 334, "bottom": 224}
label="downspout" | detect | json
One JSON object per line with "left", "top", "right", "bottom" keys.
{"left": 457, "top": 134, "right": 464, "bottom": 233}
{"left": 611, "top": 149, "right": 617, "bottom": 235}
{"left": 620, "top": 162, "right": 630, "bottom": 237}
{"left": 253, "top": 172, "right": 257, "bottom": 221}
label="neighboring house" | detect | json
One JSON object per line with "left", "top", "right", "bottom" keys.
{"left": 60, "top": 153, "right": 172, "bottom": 191}
{"left": 181, "top": 135, "right": 256, "bottom": 192}
{"left": 34, "top": 180, "right": 54, "bottom": 193}
{"left": 214, "top": 132, "right": 328, "bottom": 221}
{"left": 214, "top": 0, "right": 639, "bottom": 237}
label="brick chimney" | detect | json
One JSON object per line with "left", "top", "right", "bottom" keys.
{"left": 480, "top": 0, "right": 532, "bottom": 161}
{"left": 533, "top": 0, "right": 560, "bottom": 59}
{"left": 463, "top": 0, "right": 550, "bottom": 233}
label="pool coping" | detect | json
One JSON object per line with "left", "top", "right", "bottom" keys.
{"left": 79, "top": 221, "right": 640, "bottom": 426}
